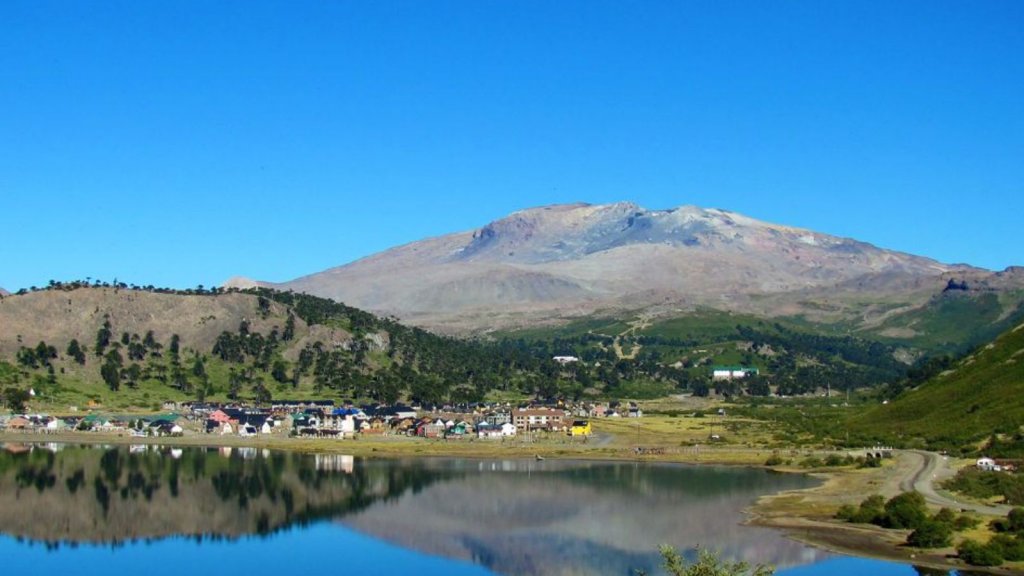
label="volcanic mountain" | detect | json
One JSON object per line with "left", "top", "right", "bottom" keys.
{"left": 234, "top": 202, "right": 1021, "bottom": 334}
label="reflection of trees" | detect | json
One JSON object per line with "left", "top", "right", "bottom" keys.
{"left": 0, "top": 446, "right": 449, "bottom": 545}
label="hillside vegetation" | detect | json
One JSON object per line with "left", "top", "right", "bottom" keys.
{"left": 845, "top": 322, "right": 1024, "bottom": 452}
{"left": 0, "top": 284, "right": 547, "bottom": 409}
{"left": 0, "top": 283, "right": 743, "bottom": 409}
{"left": 502, "top": 309, "right": 912, "bottom": 396}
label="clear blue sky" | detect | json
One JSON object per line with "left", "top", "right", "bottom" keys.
{"left": 2, "top": 1, "right": 1021, "bottom": 291}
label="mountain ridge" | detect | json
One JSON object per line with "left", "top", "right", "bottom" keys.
{"left": 237, "top": 202, "right": 1015, "bottom": 335}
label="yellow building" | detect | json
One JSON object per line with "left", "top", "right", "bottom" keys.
{"left": 570, "top": 420, "right": 592, "bottom": 437}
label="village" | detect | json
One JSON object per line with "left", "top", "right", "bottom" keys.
{"left": 0, "top": 398, "right": 645, "bottom": 442}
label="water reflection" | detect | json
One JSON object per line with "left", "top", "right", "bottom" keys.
{"left": 0, "top": 443, "right": 937, "bottom": 575}
{"left": 340, "top": 460, "right": 825, "bottom": 575}
{"left": 0, "top": 443, "right": 448, "bottom": 544}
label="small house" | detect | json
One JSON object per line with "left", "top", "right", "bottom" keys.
{"left": 977, "top": 457, "right": 1002, "bottom": 472}
{"left": 7, "top": 416, "right": 31, "bottom": 430}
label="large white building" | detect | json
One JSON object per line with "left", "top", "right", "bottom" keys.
{"left": 711, "top": 366, "right": 759, "bottom": 380}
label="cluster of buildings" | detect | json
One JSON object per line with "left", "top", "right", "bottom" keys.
{"left": 2, "top": 399, "right": 641, "bottom": 441}
{"left": 0, "top": 413, "right": 184, "bottom": 436}
{"left": 193, "top": 402, "right": 600, "bottom": 440}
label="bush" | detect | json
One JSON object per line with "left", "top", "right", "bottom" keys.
{"left": 834, "top": 504, "right": 857, "bottom": 522}
{"left": 989, "top": 534, "right": 1024, "bottom": 562}
{"left": 907, "top": 520, "right": 952, "bottom": 548}
{"left": 958, "top": 539, "right": 1004, "bottom": 567}
{"left": 799, "top": 457, "right": 824, "bottom": 469}
{"left": 657, "top": 546, "right": 774, "bottom": 576}
{"left": 824, "top": 454, "right": 845, "bottom": 467}
{"left": 765, "top": 455, "right": 784, "bottom": 467}
{"left": 1009, "top": 507, "right": 1024, "bottom": 532}
{"left": 860, "top": 494, "right": 886, "bottom": 511}
{"left": 882, "top": 491, "right": 928, "bottom": 530}
{"left": 953, "top": 514, "right": 980, "bottom": 532}
{"left": 932, "top": 508, "right": 957, "bottom": 525}
{"left": 857, "top": 457, "right": 881, "bottom": 469}
{"left": 991, "top": 508, "right": 1024, "bottom": 534}
{"left": 991, "top": 518, "right": 1012, "bottom": 533}
{"left": 838, "top": 495, "right": 886, "bottom": 525}
{"left": 942, "top": 469, "right": 1024, "bottom": 506}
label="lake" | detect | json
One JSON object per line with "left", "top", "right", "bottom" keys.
{"left": 0, "top": 443, "right": 966, "bottom": 575}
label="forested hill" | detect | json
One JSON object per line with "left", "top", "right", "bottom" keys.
{"left": 0, "top": 283, "right": 550, "bottom": 409}
{"left": 0, "top": 283, "right": 703, "bottom": 408}
{"left": 0, "top": 282, "right": 927, "bottom": 410}
{"left": 846, "top": 322, "right": 1024, "bottom": 453}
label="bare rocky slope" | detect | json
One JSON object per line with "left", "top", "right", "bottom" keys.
{"left": 232, "top": 202, "right": 1022, "bottom": 334}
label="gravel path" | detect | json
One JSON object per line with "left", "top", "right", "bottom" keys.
{"left": 900, "top": 449, "right": 1012, "bottom": 516}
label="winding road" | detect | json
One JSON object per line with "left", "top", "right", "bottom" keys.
{"left": 899, "top": 449, "right": 1012, "bottom": 516}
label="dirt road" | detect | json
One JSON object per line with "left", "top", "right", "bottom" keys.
{"left": 899, "top": 450, "right": 1012, "bottom": 516}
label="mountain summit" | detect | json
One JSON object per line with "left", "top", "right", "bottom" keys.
{"left": 248, "top": 202, "right": 1006, "bottom": 333}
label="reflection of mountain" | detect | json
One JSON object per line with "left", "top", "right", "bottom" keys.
{"left": 0, "top": 445, "right": 446, "bottom": 544}
{"left": 339, "top": 461, "right": 830, "bottom": 576}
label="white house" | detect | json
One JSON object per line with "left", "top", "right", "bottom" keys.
{"left": 45, "top": 418, "right": 67, "bottom": 432}
{"left": 977, "top": 457, "right": 1002, "bottom": 472}
{"left": 339, "top": 416, "right": 356, "bottom": 435}
{"left": 712, "top": 366, "right": 759, "bottom": 380}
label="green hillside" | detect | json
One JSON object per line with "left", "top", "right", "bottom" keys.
{"left": 0, "top": 285, "right": 558, "bottom": 410}
{"left": 502, "top": 309, "right": 910, "bottom": 395}
{"left": 865, "top": 291, "right": 1024, "bottom": 354}
{"left": 0, "top": 284, "right": 717, "bottom": 409}
{"left": 847, "top": 322, "right": 1024, "bottom": 452}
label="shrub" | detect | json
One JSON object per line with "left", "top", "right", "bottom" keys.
{"left": 882, "top": 491, "right": 928, "bottom": 530}
{"left": 942, "top": 469, "right": 1024, "bottom": 506}
{"left": 799, "top": 457, "right": 824, "bottom": 469}
{"left": 824, "top": 454, "right": 845, "bottom": 467}
{"left": 989, "top": 534, "right": 1024, "bottom": 562}
{"left": 1009, "top": 507, "right": 1024, "bottom": 532}
{"left": 657, "top": 546, "right": 774, "bottom": 576}
{"left": 835, "top": 504, "right": 858, "bottom": 522}
{"left": 765, "top": 455, "right": 784, "bottom": 467}
{"left": 857, "top": 457, "right": 881, "bottom": 469}
{"left": 907, "top": 520, "right": 952, "bottom": 548}
{"left": 932, "top": 508, "right": 957, "bottom": 525}
{"left": 860, "top": 494, "right": 886, "bottom": 511}
{"left": 953, "top": 514, "right": 980, "bottom": 532}
{"left": 838, "top": 494, "right": 886, "bottom": 525}
{"left": 991, "top": 518, "right": 1012, "bottom": 533}
{"left": 957, "top": 539, "right": 1004, "bottom": 567}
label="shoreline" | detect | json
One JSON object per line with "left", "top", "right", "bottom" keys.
{"left": 749, "top": 463, "right": 1021, "bottom": 575}
{"left": 2, "top": 430, "right": 1019, "bottom": 574}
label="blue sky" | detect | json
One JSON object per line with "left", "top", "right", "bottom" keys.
{"left": 2, "top": 1, "right": 1021, "bottom": 291}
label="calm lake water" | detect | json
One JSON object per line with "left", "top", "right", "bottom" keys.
{"left": 0, "top": 444, "right": 967, "bottom": 575}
